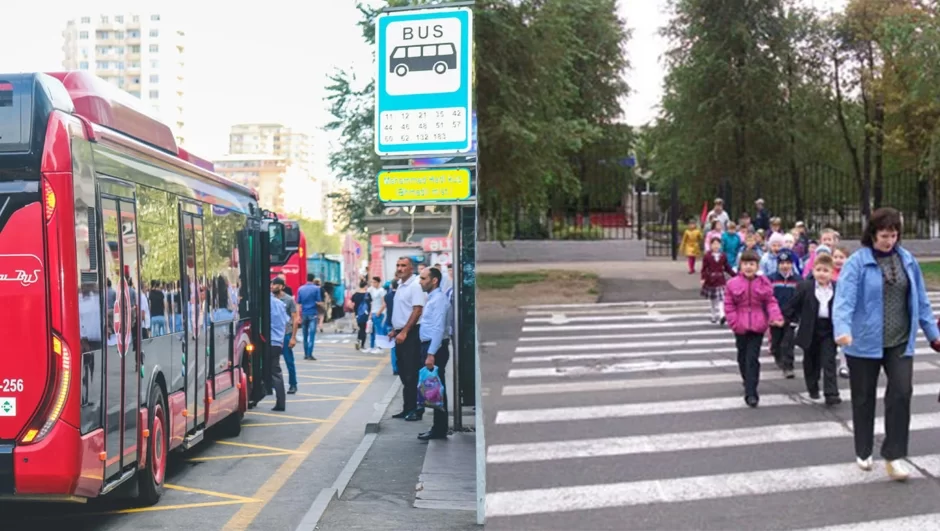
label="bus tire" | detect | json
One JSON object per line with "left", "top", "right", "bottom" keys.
{"left": 433, "top": 62, "right": 447, "bottom": 74}
{"left": 395, "top": 64, "right": 408, "bottom": 77}
{"left": 218, "top": 411, "right": 243, "bottom": 438}
{"left": 138, "top": 385, "right": 167, "bottom": 506}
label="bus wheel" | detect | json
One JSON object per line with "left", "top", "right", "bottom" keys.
{"left": 433, "top": 62, "right": 447, "bottom": 74}
{"left": 217, "top": 411, "right": 243, "bottom": 438}
{"left": 138, "top": 385, "right": 167, "bottom": 506}
{"left": 395, "top": 64, "right": 408, "bottom": 77}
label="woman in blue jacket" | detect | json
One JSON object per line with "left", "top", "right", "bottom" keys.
{"left": 833, "top": 207, "right": 940, "bottom": 481}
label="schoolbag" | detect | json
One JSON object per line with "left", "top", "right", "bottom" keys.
{"left": 356, "top": 295, "right": 370, "bottom": 319}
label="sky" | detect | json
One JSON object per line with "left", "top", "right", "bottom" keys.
{"left": 0, "top": 0, "right": 848, "bottom": 179}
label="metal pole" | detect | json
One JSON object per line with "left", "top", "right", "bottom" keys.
{"left": 451, "top": 203, "right": 462, "bottom": 431}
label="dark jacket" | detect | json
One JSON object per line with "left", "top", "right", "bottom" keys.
{"left": 701, "top": 252, "right": 736, "bottom": 289}
{"left": 784, "top": 279, "right": 836, "bottom": 350}
{"left": 768, "top": 271, "right": 800, "bottom": 314}
{"left": 754, "top": 209, "right": 771, "bottom": 232}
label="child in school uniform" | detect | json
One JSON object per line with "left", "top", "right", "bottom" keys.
{"left": 701, "top": 236, "right": 736, "bottom": 324}
{"left": 724, "top": 250, "right": 784, "bottom": 407}
{"left": 679, "top": 219, "right": 704, "bottom": 274}
{"left": 737, "top": 232, "right": 762, "bottom": 265}
{"left": 768, "top": 249, "right": 800, "bottom": 379}
{"left": 784, "top": 253, "right": 842, "bottom": 406}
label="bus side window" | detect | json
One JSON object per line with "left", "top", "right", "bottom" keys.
{"left": 407, "top": 46, "right": 421, "bottom": 58}
{"left": 422, "top": 45, "right": 437, "bottom": 57}
{"left": 438, "top": 43, "right": 455, "bottom": 56}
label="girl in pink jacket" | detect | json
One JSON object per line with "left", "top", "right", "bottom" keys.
{"left": 724, "top": 250, "right": 785, "bottom": 407}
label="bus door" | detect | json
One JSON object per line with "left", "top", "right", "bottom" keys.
{"left": 99, "top": 191, "right": 141, "bottom": 479}
{"left": 180, "top": 209, "right": 207, "bottom": 432}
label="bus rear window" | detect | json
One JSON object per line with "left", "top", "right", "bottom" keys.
{"left": 284, "top": 224, "right": 300, "bottom": 248}
{"left": 0, "top": 78, "right": 30, "bottom": 153}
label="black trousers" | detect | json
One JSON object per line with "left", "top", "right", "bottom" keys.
{"left": 847, "top": 344, "right": 913, "bottom": 461}
{"left": 803, "top": 319, "right": 839, "bottom": 398}
{"left": 356, "top": 316, "right": 368, "bottom": 348}
{"left": 267, "top": 345, "right": 286, "bottom": 409}
{"left": 421, "top": 339, "right": 450, "bottom": 436}
{"left": 771, "top": 324, "right": 795, "bottom": 370}
{"left": 395, "top": 326, "right": 422, "bottom": 414}
{"left": 735, "top": 332, "right": 763, "bottom": 399}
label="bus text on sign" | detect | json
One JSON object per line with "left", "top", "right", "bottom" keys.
{"left": 375, "top": 7, "right": 474, "bottom": 156}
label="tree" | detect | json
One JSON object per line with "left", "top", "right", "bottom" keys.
{"left": 297, "top": 218, "right": 341, "bottom": 255}
{"left": 324, "top": 0, "right": 446, "bottom": 233}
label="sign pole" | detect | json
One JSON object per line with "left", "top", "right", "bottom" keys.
{"left": 451, "top": 203, "right": 462, "bottom": 431}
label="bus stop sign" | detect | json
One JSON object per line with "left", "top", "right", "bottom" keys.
{"left": 375, "top": 7, "right": 473, "bottom": 157}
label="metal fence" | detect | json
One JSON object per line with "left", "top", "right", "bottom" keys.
{"left": 478, "top": 161, "right": 936, "bottom": 257}
{"left": 715, "top": 163, "right": 932, "bottom": 240}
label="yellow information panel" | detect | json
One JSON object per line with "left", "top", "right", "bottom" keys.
{"left": 377, "top": 168, "right": 472, "bottom": 203}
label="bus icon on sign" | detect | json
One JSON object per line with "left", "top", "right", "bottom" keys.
{"left": 390, "top": 43, "right": 457, "bottom": 77}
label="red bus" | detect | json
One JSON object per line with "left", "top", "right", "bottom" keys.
{"left": 270, "top": 219, "right": 307, "bottom": 295}
{"left": 0, "top": 72, "right": 282, "bottom": 505}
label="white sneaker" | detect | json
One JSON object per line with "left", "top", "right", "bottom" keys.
{"left": 856, "top": 456, "right": 873, "bottom": 471}
{"left": 886, "top": 459, "right": 911, "bottom": 481}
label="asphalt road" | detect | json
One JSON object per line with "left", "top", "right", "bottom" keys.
{"left": 1, "top": 333, "right": 397, "bottom": 531}
{"left": 481, "top": 294, "right": 940, "bottom": 530}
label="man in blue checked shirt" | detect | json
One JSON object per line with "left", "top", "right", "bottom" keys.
{"left": 268, "top": 291, "right": 289, "bottom": 411}
{"left": 417, "top": 266, "right": 451, "bottom": 441}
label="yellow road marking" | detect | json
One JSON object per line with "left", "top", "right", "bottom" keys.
{"left": 216, "top": 440, "right": 300, "bottom": 453}
{"left": 296, "top": 374, "right": 365, "bottom": 383}
{"left": 165, "top": 483, "right": 258, "bottom": 501}
{"left": 98, "top": 500, "right": 253, "bottom": 515}
{"left": 296, "top": 392, "right": 349, "bottom": 399}
{"left": 298, "top": 362, "right": 380, "bottom": 370}
{"left": 295, "top": 367, "right": 377, "bottom": 373}
{"left": 245, "top": 411, "right": 327, "bottom": 422}
{"left": 187, "top": 452, "right": 292, "bottom": 462}
{"left": 287, "top": 397, "right": 345, "bottom": 403}
{"left": 241, "top": 420, "right": 320, "bottom": 428}
{"left": 223, "top": 357, "right": 389, "bottom": 530}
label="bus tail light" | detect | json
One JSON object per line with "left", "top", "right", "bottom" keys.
{"left": 20, "top": 333, "right": 71, "bottom": 444}
{"left": 42, "top": 179, "right": 56, "bottom": 222}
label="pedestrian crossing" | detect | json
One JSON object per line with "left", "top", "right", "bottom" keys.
{"left": 485, "top": 293, "right": 940, "bottom": 530}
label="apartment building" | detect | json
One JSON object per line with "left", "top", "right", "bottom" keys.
{"left": 62, "top": 13, "right": 186, "bottom": 145}
{"left": 214, "top": 154, "right": 288, "bottom": 212}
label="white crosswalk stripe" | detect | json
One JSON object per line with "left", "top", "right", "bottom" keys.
{"left": 485, "top": 293, "right": 940, "bottom": 529}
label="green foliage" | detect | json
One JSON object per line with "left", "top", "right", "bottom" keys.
{"left": 326, "top": 0, "right": 632, "bottom": 234}
{"left": 296, "top": 217, "right": 340, "bottom": 255}
{"left": 652, "top": 0, "right": 940, "bottom": 221}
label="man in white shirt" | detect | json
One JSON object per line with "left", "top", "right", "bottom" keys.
{"left": 367, "top": 276, "right": 387, "bottom": 354}
{"left": 706, "top": 198, "right": 731, "bottom": 231}
{"left": 388, "top": 257, "right": 427, "bottom": 420}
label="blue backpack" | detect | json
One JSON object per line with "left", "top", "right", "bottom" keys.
{"left": 356, "top": 295, "right": 370, "bottom": 320}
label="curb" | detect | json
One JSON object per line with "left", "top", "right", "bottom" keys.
{"left": 366, "top": 378, "right": 403, "bottom": 434}
{"left": 294, "top": 377, "right": 402, "bottom": 531}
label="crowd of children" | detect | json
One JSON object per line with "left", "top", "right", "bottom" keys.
{"left": 680, "top": 213, "right": 853, "bottom": 407}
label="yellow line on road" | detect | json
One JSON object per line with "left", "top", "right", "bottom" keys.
{"left": 223, "top": 357, "right": 389, "bottom": 530}
{"left": 287, "top": 397, "right": 345, "bottom": 403}
{"left": 108, "top": 499, "right": 253, "bottom": 515}
{"left": 245, "top": 411, "right": 328, "bottom": 422}
{"left": 188, "top": 452, "right": 292, "bottom": 462}
{"left": 165, "top": 483, "right": 258, "bottom": 502}
{"left": 296, "top": 392, "right": 349, "bottom": 399}
{"left": 295, "top": 367, "right": 376, "bottom": 373}
{"left": 241, "top": 420, "right": 320, "bottom": 428}
{"left": 299, "top": 362, "right": 380, "bottom": 370}
{"left": 216, "top": 440, "right": 301, "bottom": 453}
{"left": 296, "top": 374, "right": 365, "bottom": 383}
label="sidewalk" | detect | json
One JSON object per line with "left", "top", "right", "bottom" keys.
{"left": 313, "top": 392, "right": 480, "bottom": 531}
